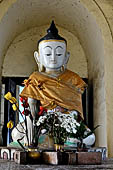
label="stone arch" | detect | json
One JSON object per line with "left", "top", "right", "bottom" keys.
{"left": 2, "top": 25, "right": 88, "bottom": 78}
{"left": 0, "top": 0, "right": 112, "bottom": 155}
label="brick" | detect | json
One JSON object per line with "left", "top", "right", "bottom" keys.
{"left": 67, "top": 152, "right": 77, "bottom": 165}
{"left": 10, "top": 148, "right": 17, "bottom": 161}
{"left": 42, "top": 151, "right": 68, "bottom": 165}
{"left": 14, "top": 150, "right": 27, "bottom": 164}
{"left": 0, "top": 147, "right": 11, "bottom": 160}
{"left": 77, "top": 152, "right": 102, "bottom": 165}
{"left": 0, "top": 147, "right": 21, "bottom": 160}
{"left": 88, "top": 147, "right": 107, "bottom": 160}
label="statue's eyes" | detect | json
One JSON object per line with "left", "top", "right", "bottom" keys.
{"left": 46, "top": 54, "right": 51, "bottom": 56}
{"left": 56, "top": 54, "right": 62, "bottom": 56}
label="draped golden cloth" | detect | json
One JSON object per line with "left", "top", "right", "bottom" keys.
{"left": 20, "top": 69, "right": 87, "bottom": 119}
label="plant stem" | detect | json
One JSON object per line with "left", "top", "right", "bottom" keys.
{"left": 18, "top": 109, "right": 26, "bottom": 131}
{"left": 15, "top": 126, "right": 26, "bottom": 134}
{"left": 24, "top": 107, "right": 29, "bottom": 146}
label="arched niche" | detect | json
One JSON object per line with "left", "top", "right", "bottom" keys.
{"left": 0, "top": 0, "right": 108, "bottom": 153}
{"left": 2, "top": 25, "right": 87, "bottom": 78}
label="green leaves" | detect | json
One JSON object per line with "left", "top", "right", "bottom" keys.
{"left": 84, "top": 125, "right": 100, "bottom": 138}
{"left": 36, "top": 111, "right": 99, "bottom": 146}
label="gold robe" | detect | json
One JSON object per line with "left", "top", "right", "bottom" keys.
{"left": 20, "top": 69, "right": 87, "bottom": 119}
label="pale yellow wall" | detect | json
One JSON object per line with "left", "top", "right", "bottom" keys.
{"left": 97, "top": 0, "right": 113, "bottom": 158}
{"left": 81, "top": 0, "right": 113, "bottom": 158}
{"left": 0, "top": 0, "right": 113, "bottom": 157}
{"left": 2, "top": 25, "right": 88, "bottom": 78}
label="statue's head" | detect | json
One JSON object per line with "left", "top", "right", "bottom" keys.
{"left": 34, "top": 21, "right": 70, "bottom": 72}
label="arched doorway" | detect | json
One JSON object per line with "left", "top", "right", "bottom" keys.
{"left": 0, "top": 0, "right": 110, "bottom": 155}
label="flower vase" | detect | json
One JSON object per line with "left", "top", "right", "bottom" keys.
{"left": 54, "top": 144, "right": 64, "bottom": 151}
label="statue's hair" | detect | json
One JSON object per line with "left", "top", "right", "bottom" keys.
{"left": 37, "top": 20, "right": 67, "bottom": 47}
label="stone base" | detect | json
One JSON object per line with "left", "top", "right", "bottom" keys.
{"left": 88, "top": 147, "right": 106, "bottom": 160}
{"left": 14, "top": 150, "right": 27, "bottom": 164}
{"left": 77, "top": 152, "right": 102, "bottom": 165}
{"left": 14, "top": 150, "right": 41, "bottom": 164}
{"left": 0, "top": 147, "right": 106, "bottom": 165}
{"left": 0, "top": 147, "right": 19, "bottom": 160}
{"left": 42, "top": 151, "right": 102, "bottom": 165}
{"left": 42, "top": 151, "right": 69, "bottom": 165}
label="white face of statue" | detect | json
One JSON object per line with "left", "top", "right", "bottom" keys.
{"left": 35, "top": 41, "right": 69, "bottom": 72}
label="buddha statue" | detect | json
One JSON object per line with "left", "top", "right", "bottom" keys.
{"left": 11, "top": 21, "right": 95, "bottom": 148}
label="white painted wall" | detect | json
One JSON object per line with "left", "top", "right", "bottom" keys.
{"left": 0, "top": 0, "right": 113, "bottom": 157}
{"left": 2, "top": 25, "right": 88, "bottom": 78}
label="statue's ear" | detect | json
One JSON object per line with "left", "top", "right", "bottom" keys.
{"left": 62, "top": 51, "right": 70, "bottom": 70}
{"left": 34, "top": 51, "right": 45, "bottom": 72}
{"left": 65, "top": 51, "right": 70, "bottom": 65}
{"left": 34, "top": 51, "right": 39, "bottom": 65}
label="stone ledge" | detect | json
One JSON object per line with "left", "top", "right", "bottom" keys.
{"left": 0, "top": 158, "right": 113, "bottom": 170}
{"left": 42, "top": 151, "right": 102, "bottom": 165}
{"left": 0, "top": 147, "right": 106, "bottom": 165}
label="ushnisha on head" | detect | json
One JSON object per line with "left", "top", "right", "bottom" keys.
{"left": 34, "top": 21, "right": 70, "bottom": 73}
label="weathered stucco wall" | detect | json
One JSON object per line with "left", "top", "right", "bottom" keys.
{"left": 96, "top": 0, "right": 113, "bottom": 158}
{"left": 0, "top": 0, "right": 113, "bottom": 157}
{"left": 81, "top": 0, "right": 107, "bottom": 149}
{"left": 2, "top": 25, "right": 88, "bottom": 78}
{"left": 81, "top": 0, "right": 113, "bottom": 157}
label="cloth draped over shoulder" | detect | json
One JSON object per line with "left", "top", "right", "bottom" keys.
{"left": 20, "top": 69, "right": 87, "bottom": 119}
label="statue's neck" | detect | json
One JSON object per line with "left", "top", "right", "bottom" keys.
{"left": 45, "top": 68, "right": 61, "bottom": 73}
{"left": 43, "top": 68, "right": 63, "bottom": 78}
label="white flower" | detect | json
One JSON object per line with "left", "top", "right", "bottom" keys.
{"left": 61, "top": 122, "right": 68, "bottom": 128}
{"left": 36, "top": 110, "right": 82, "bottom": 143}
{"left": 73, "top": 119, "right": 77, "bottom": 124}
{"left": 64, "top": 119, "right": 70, "bottom": 123}
{"left": 64, "top": 124, "right": 68, "bottom": 129}
{"left": 62, "top": 114, "right": 67, "bottom": 118}
{"left": 43, "top": 116, "right": 47, "bottom": 120}
{"left": 39, "top": 119, "right": 44, "bottom": 123}
{"left": 39, "top": 117, "right": 42, "bottom": 121}
{"left": 41, "top": 129, "right": 47, "bottom": 134}
{"left": 55, "top": 124, "right": 59, "bottom": 127}
{"left": 47, "top": 110, "right": 54, "bottom": 114}
{"left": 76, "top": 122, "right": 80, "bottom": 126}
{"left": 70, "top": 122, "right": 75, "bottom": 127}
{"left": 69, "top": 110, "right": 78, "bottom": 116}
{"left": 66, "top": 127, "right": 71, "bottom": 133}
{"left": 38, "top": 116, "right": 47, "bottom": 123}
{"left": 58, "top": 117, "right": 62, "bottom": 122}
{"left": 36, "top": 122, "right": 40, "bottom": 126}
{"left": 72, "top": 128, "right": 77, "bottom": 134}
